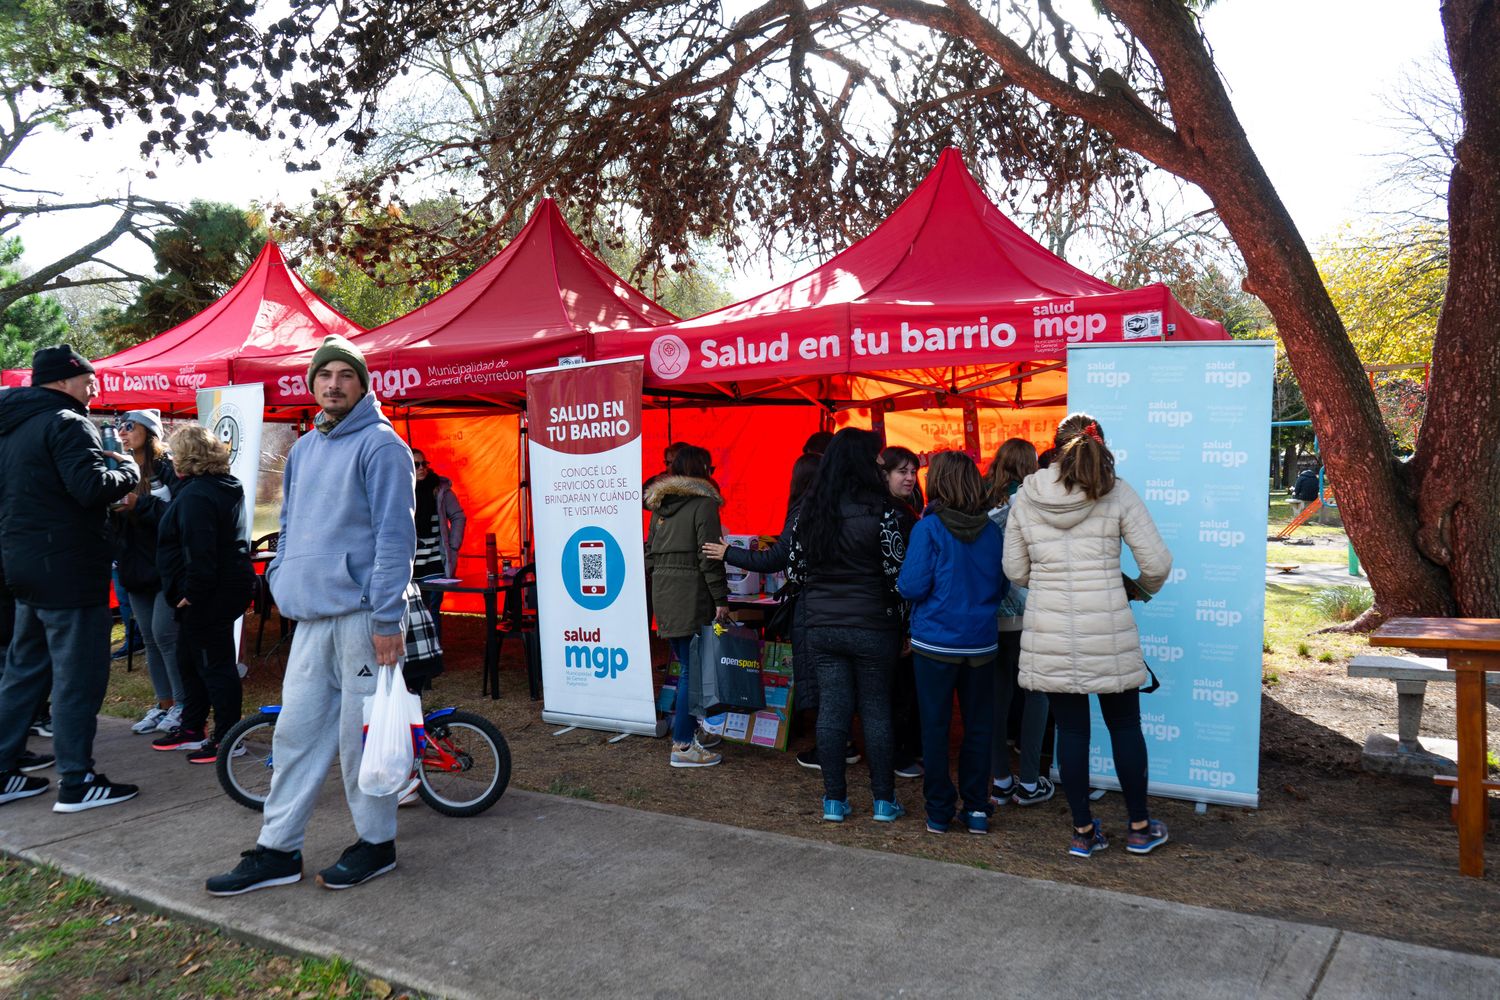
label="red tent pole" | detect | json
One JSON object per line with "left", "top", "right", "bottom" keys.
{"left": 962, "top": 398, "right": 980, "bottom": 459}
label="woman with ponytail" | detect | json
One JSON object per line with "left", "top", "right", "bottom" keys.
{"left": 1002, "top": 414, "right": 1173, "bottom": 858}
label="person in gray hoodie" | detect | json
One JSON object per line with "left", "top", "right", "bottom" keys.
{"left": 206, "top": 335, "right": 416, "bottom": 896}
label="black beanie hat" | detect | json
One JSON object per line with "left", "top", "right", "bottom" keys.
{"left": 32, "top": 344, "right": 95, "bottom": 386}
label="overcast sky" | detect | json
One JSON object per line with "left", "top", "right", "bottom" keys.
{"left": 11, "top": 0, "right": 1446, "bottom": 301}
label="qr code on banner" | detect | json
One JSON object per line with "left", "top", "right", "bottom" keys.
{"left": 582, "top": 553, "right": 604, "bottom": 578}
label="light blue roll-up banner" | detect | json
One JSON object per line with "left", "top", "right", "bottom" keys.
{"left": 1066, "top": 341, "right": 1274, "bottom": 807}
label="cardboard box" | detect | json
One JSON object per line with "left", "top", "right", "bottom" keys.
{"left": 719, "top": 641, "right": 796, "bottom": 751}
{"left": 662, "top": 641, "right": 797, "bottom": 751}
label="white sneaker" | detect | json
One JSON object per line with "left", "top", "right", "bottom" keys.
{"left": 397, "top": 774, "right": 422, "bottom": 807}
{"left": 156, "top": 705, "right": 183, "bottom": 733}
{"left": 131, "top": 707, "right": 168, "bottom": 734}
{"left": 670, "top": 740, "right": 722, "bottom": 768}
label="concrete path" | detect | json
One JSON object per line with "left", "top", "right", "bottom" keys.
{"left": 3, "top": 718, "right": 1498, "bottom": 999}
{"left": 1265, "top": 558, "right": 1369, "bottom": 588}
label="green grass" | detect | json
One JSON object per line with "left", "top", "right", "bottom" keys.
{"left": 1310, "top": 584, "right": 1375, "bottom": 623}
{"left": 546, "top": 778, "right": 596, "bottom": 800}
{"left": 1266, "top": 541, "right": 1346, "bottom": 566}
{"left": 0, "top": 859, "right": 416, "bottom": 999}
{"left": 1262, "top": 583, "right": 1370, "bottom": 683}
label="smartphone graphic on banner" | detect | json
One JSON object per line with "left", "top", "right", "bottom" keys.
{"left": 579, "top": 539, "right": 607, "bottom": 595}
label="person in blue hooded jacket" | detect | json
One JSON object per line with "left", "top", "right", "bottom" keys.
{"left": 897, "top": 451, "right": 1007, "bottom": 835}
{"left": 206, "top": 335, "right": 416, "bottom": 897}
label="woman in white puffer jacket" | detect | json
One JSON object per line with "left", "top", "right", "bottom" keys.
{"left": 1002, "top": 413, "right": 1173, "bottom": 859}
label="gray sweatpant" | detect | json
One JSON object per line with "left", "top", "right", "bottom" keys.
{"left": 128, "top": 589, "right": 184, "bottom": 704}
{"left": 258, "top": 611, "right": 400, "bottom": 852}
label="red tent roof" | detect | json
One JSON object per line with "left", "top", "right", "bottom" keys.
{"left": 594, "top": 147, "right": 1225, "bottom": 402}
{"left": 91, "top": 241, "right": 362, "bottom": 407}
{"left": 243, "top": 199, "right": 678, "bottom": 405}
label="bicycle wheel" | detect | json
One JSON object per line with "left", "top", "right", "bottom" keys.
{"left": 418, "top": 710, "right": 511, "bottom": 818}
{"left": 217, "top": 711, "right": 278, "bottom": 811}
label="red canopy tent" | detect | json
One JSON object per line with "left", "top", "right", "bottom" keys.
{"left": 88, "top": 240, "right": 364, "bottom": 409}
{"left": 595, "top": 147, "right": 1228, "bottom": 536}
{"left": 238, "top": 198, "right": 678, "bottom": 408}
{"left": 230, "top": 199, "right": 681, "bottom": 589}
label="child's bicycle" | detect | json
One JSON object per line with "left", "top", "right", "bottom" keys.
{"left": 216, "top": 705, "right": 511, "bottom": 818}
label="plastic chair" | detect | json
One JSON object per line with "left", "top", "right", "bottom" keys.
{"left": 251, "top": 533, "right": 293, "bottom": 654}
{"left": 494, "top": 563, "right": 540, "bottom": 700}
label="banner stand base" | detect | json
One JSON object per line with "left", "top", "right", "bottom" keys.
{"left": 541, "top": 711, "right": 668, "bottom": 738}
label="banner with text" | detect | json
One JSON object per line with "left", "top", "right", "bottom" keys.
{"left": 528, "top": 358, "right": 660, "bottom": 735}
{"left": 198, "top": 383, "right": 265, "bottom": 665}
{"left": 1067, "top": 341, "right": 1273, "bottom": 807}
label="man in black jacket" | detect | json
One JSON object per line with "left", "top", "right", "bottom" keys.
{"left": 0, "top": 345, "right": 140, "bottom": 812}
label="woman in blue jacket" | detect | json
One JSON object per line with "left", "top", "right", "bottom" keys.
{"left": 897, "top": 451, "right": 1007, "bottom": 835}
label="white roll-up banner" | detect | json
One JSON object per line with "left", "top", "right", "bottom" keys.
{"left": 528, "top": 357, "right": 662, "bottom": 735}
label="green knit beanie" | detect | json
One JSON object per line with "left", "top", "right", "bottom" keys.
{"left": 307, "top": 334, "right": 370, "bottom": 394}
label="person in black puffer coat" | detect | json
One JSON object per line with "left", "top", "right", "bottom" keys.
{"left": 154, "top": 425, "right": 256, "bottom": 764}
{"left": 787, "top": 428, "right": 908, "bottom": 824}
{"left": 0, "top": 345, "right": 140, "bottom": 811}
{"left": 703, "top": 452, "right": 823, "bottom": 765}
{"left": 112, "top": 409, "right": 185, "bottom": 736}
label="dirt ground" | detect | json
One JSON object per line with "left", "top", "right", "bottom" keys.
{"left": 100, "top": 603, "right": 1500, "bottom": 963}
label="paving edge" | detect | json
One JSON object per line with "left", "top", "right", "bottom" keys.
{"left": 0, "top": 843, "right": 464, "bottom": 1000}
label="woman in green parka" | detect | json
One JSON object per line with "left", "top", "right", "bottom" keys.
{"left": 645, "top": 444, "right": 730, "bottom": 768}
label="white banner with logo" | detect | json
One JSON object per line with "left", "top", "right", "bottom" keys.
{"left": 1067, "top": 341, "right": 1274, "bottom": 807}
{"left": 198, "top": 384, "right": 264, "bottom": 663}
{"left": 527, "top": 358, "right": 661, "bottom": 735}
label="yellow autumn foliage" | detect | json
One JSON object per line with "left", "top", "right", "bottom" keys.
{"left": 1314, "top": 224, "right": 1445, "bottom": 367}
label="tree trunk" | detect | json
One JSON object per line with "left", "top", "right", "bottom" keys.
{"left": 1099, "top": 0, "right": 1457, "bottom": 621}
{"left": 1407, "top": 1, "right": 1500, "bottom": 617}
{"left": 1281, "top": 444, "right": 1300, "bottom": 492}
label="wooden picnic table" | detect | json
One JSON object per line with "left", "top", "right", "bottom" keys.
{"left": 1371, "top": 617, "right": 1500, "bottom": 877}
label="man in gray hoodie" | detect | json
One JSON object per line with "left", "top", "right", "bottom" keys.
{"left": 206, "top": 335, "right": 416, "bottom": 895}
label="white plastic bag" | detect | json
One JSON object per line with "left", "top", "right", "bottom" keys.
{"left": 359, "top": 663, "right": 420, "bottom": 797}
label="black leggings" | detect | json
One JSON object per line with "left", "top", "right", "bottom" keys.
{"left": 177, "top": 614, "right": 243, "bottom": 743}
{"left": 1050, "top": 689, "right": 1150, "bottom": 829}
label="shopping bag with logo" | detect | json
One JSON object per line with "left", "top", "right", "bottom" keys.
{"left": 689, "top": 621, "right": 767, "bottom": 716}
{"left": 359, "top": 662, "right": 422, "bottom": 797}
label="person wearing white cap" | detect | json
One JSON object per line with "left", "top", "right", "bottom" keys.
{"left": 112, "top": 408, "right": 185, "bottom": 737}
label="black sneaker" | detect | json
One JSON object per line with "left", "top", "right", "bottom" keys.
{"left": 18, "top": 749, "right": 55, "bottom": 772}
{"left": 317, "top": 839, "right": 396, "bottom": 890}
{"left": 205, "top": 846, "right": 304, "bottom": 896}
{"left": 1012, "top": 776, "right": 1056, "bottom": 807}
{"left": 1, "top": 770, "right": 49, "bottom": 805}
{"left": 29, "top": 716, "right": 52, "bottom": 738}
{"left": 152, "top": 727, "right": 209, "bottom": 751}
{"left": 53, "top": 772, "right": 138, "bottom": 813}
{"left": 186, "top": 742, "right": 221, "bottom": 765}
{"left": 795, "top": 748, "right": 821, "bottom": 770}
{"left": 893, "top": 757, "right": 923, "bottom": 779}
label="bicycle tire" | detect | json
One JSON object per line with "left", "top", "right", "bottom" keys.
{"left": 418, "top": 710, "right": 511, "bottom": 818}
{"left": 217, "top": 711, "right": 278, "bottom": 812}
